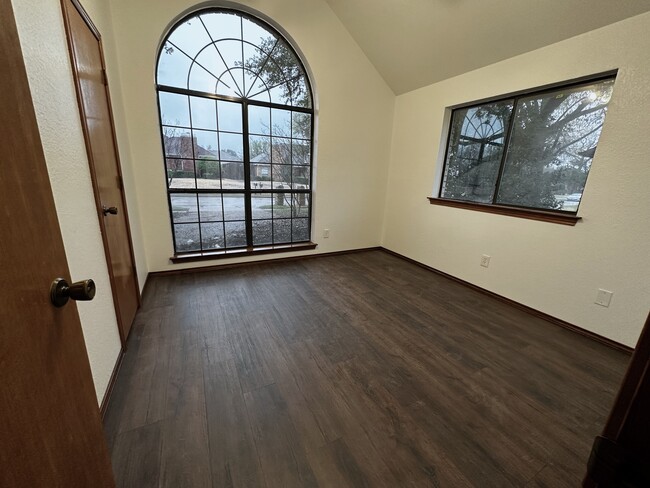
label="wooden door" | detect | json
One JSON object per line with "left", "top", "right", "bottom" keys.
{"left": 61, "top": 0, "right": 140, "bottom": 344}
{"left": 0, "top": 1, "right": 115, "bottom": 486}
{"left": 584, "top": 311, "right": 650, "bottom": 487}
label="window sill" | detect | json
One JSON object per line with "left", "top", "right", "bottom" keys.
{"left": 427, "top": 197, "right": 581, "bottom": 226}
{"left": 170, "top": 241, "right": 318, "bottom": 264}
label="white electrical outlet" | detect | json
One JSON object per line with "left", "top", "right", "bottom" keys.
{"left": 595, "top": 289, "right": 613, "bottom": 307}
{"left": 323, "top": 228, "right": 330, "bottom": 238}
{"left": 480, "top": 254, "right": 491, "bottom": 268}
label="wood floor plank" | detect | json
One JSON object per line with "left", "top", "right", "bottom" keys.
{"left": 109, "top": 421, "right": 162, "bottom": 488}
{"left": 104, "top": 250, "right": 629, "bottom": 487}
{"left": 158, "top": 337, "right": 211, "bottom": 488}
{"left": 244, "top": 383, "right": 319, "bottom": 488}
{"left": 202, "top": 349, "right": 265, "bottom": 488}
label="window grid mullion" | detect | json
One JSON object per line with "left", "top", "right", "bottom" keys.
{"left": 491, "top": 98, "right": 519, "bottom": 205}
{"left": 187, "top": 94, "right": 203, "bottom": 250}
{"left": 157, "top": 84, "right": 313, "bottom": 114}
{"left": 242, "top": 100, "right": 254, "bottom": 247}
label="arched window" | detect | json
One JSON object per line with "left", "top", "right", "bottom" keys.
{"left": 156, "top": 8, "right": 314, "bottom": 256}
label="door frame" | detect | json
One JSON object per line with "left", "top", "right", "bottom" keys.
{"left": 60, "top": 0, "right": 141, "bottom": 346}
{"left": 584, "top": 311, "right": 650, "bottom": 486}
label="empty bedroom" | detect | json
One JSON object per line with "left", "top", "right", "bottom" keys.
{"left": 2, "top": 0, "right": 650, "bottom": 486}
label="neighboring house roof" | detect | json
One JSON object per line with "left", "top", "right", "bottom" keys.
{"left": 164, "top": 134, "right": 309, "bottom": 164}
{"left": 250, "top": 141, "right": 309, "bottom": 165}
{"left": 163, "top": 135, "right": 241, "bottom": 161}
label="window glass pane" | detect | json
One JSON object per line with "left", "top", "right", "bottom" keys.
{"left": 272, "top": 137, "right": 292, "bottom": 164}
{"left": 188, "top": 63, "right": 219, "bottom": 94}
{"left": 272, "top": 165, "right": 291, "bottom": 189}
{"left": 292, "top": 166, "right": 310, "bottom": 189}
{"left": 221, "top": 162, "right": 245, "bottom": 189}
{"left": 292, "top": 112, "right": 311, "bottom": 140}
{"left": 159, "top": 92, "right": 190, "bottom": 127}
{"left": 270, "top": 39, "right": 301, "bottom": 81}
{"left": 171, "top": 194, "right": 198, "bottom": 223}
{"left": 291, "top": 193, "right": 310, "bottom": 217}
{"left": 247, "top": 80, "right": 271, "bottom": 103}
{"left": 248, "top": 106, "right": 270, "bottom": 135}
{"left": 217, "top": 100, "right": 242, "bottom": 132}
{"left": 198, "top": 194, "right": 223, "bottom": 221}
{"left": 252, "top": 193, "right": 273, "bottom": 219}
{"left": 242, "top": 44, "right": 268, "bottom": 97}
{"left": 214, "top": 40, "right": 244, "bottom": 96}
{"left": 273, "top": 219, "right": 292, "bottom": 244}
{"left": 292, "top": 77, "right": 311, "bottom": 108}
{"left": 251, "top": 164, "right": 271, "bottom": 189}
{"left": 496, "top": 79, "right": 614, "bottom": 211}
{"left": 196, "top": 160, "right": 221, "bottom": 189}
{"left": 222, "top": 193, "right": 245, "bottom": 220}
{"left": 441, "top": 100, "right": 514, "bottom": 203}
{"left": 174, "top": 223, "right": 201, "bottom": 252}
{"left": 291, "top": 141, "right": 310, "bottom": 166}
{"left": 250, "top": 135, "right": 271, "bottom": 162}
{"left": 163, "top": 128, "right": 193, "bottom": 158}
{"left": 242, "top": 68, "right": 258, "bottom": 101}
{"left": 242, "top": 17, "right": 276, "bottom": 49}
{"left": 224, "top": 221, "right": 246, "bottom": 247}
{"left": 252, "top": 220, "right": 273, "bottom": 245}
{"left": 190, "top": 97, "right": 217, "bottom": 130}
{"left": 166, "top": 158, "right": 195, "bottom": 189}
{"left": 219, "top": 132, "right": 243, "bottom": 161}
{"left": 271, "top": 108, "right": 292, "bottom": 136}
{"left": 201, "top": 222, "right": 224, "bottom": 250}
{"left": 157, "top": 42, "right": 193, "bottom": 88}
{"left": 166, "top": 20, "right": 212, "bottom": 60}
{"left": 201, "top": 12, "right": 242, "bottom": 42}
{"left": 193, "top": 130, "right": 219, "bottom": 158}
{"left": 292, "top": 218, "right": 309, "bottom": 242}
{"left": 272, "top": 192, "right": 291, "bottom": 218}
{"left": 269, "top": 82, "right": 292, "bottom": 106}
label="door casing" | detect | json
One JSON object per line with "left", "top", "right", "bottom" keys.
{"left": 61, "top": 0, "right": 141, "bottom": 345}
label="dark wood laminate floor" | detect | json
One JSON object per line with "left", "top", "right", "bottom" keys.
{"left": 103, "top": 250, "right": 629, "bottom": 487}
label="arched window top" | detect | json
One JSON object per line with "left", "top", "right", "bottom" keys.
{"left": 157, "top": 9, "right": 312, "bottom": 108}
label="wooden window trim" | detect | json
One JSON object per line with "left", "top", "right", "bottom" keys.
{"left": 170, "top": 241, "right": 317, "bottom": 263}
{"left": 428, "top": 197, "right": 581, "bottom": 225}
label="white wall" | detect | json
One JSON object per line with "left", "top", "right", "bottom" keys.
{"left": 382, "top": 12, "right": 650, "bottom": 348}
{"left": 11, "top": 0, "right": 147, "bottom": 403}
{"left": 107, "top": 0, "right": 395, "bottom": 272}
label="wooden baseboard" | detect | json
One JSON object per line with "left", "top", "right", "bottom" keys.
{"left": 148, "top": 246, "right": 383, "bottom": 277}
{"left": 380, "top": 247, "right": 633, "bottom": 355}
{"left": 100, "top": 348, "right": 124, "bottom": 419}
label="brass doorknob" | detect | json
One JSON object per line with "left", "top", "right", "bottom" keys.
{"left": 50, "top": 278, "right": 96, "bottom": 307}
{"left": 102, "top": 205, "right": 118, "bottom": 216}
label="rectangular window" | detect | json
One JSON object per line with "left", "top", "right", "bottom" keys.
{"left": 438, "top": 75, "right": 615, "bottom": 216}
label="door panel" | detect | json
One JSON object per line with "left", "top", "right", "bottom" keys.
{"left": 584, "top": 311, "right": 650, "bottom": 487}
{"left": 62, "top": 0, "right": 140, "bottom": 343}
{"left": 0, "top": 0, "right": 115, "bottom": 485}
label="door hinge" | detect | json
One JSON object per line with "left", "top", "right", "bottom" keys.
{"left": 118, "top": 175, "right": 124, "bottom": 190}
{"left": 101, "top": 68, "right": 108, "bottom": 86}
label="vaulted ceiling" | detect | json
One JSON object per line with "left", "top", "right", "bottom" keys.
{"left": 325, "top": 0, "right": 650, "bottom": 94}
